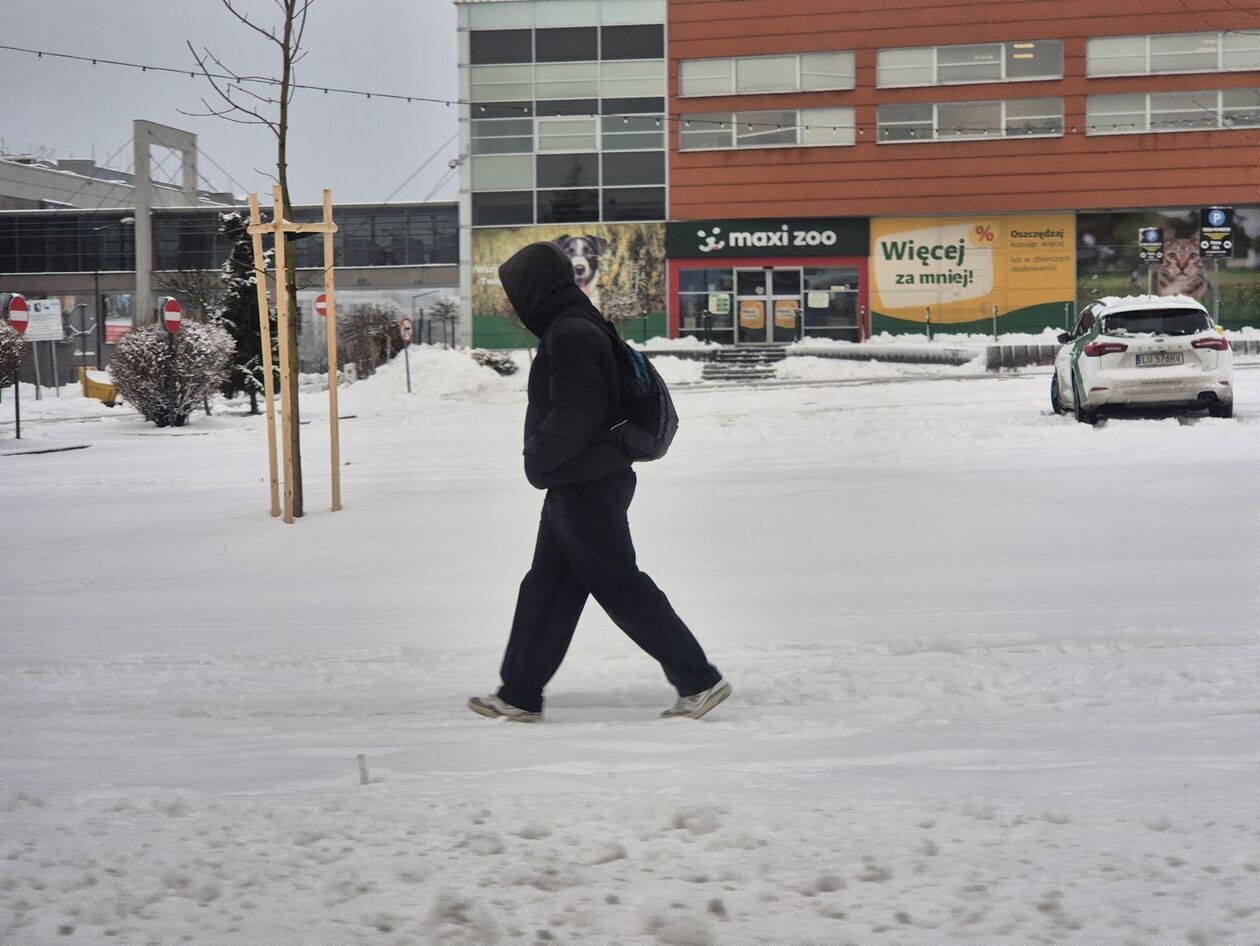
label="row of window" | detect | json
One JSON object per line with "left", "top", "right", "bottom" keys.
{"left": 677, "top": 89, "right": 1260, "bottom": 150}
{"left": 678, "top": 107, "right": 856, "bottom": 150}
{"left": 0, "top": 207, "right": 459, "bottom": 275}
{"left": 471, "top": 151, "right": 664, "bottom": 191}
{"left": 1087, "top": 88, "right": 1260, "bottom": 135}
{"left": 677, "top": 31, "right": 1260, "bottom": 98}
{"left": 679, "top": 51, "right": 855, "bottom": 97}
{"left": 470, "top": 24, "right": 663, "bottom": 65}
{"left": 470, "top": 59, "right": 664, "bottom": 103}
{"left": 471, "top": 187, "right": 664, "bottom": 227}
{"left": 470, "top": 101, "right": 665, "bottom": 155}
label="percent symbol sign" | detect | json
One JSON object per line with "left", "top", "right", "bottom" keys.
{"left": 974, "top": 225, "right": 996, "bottom": 243}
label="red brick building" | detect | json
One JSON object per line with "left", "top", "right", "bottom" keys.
{"left": 665, "top": 0, "right": 1260, "bottom": 339}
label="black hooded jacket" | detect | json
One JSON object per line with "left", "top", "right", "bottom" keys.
{"left": 498, "top": 241, "right": 631, "bottom": 489}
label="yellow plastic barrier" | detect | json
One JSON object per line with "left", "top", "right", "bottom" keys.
{"left": 79, "top": 367, "right": 118, "bottom": 407}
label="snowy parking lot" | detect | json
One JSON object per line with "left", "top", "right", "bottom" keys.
{"left": 3, "top": 351, "right": 1259, "bottom": 944}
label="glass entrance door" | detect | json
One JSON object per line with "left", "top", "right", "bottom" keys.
{"left": 735, "top": 268, "right": 801, "bottom": 344}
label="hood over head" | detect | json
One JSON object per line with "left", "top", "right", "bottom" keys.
{"left": 498, "top": 241, "right": 601, "bottom": 338}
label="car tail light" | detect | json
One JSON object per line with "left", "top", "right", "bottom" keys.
{"left": 1191, "top": 337, "right": 1229, "bottom": 350}
{"left": 1083, "top": 341, "right": 1128, "bottom": 357}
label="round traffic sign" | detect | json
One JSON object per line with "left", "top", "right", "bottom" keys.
{"left": 161, "top": 296, "right": 182, "bottom": 333}
{"left": 6, "top": 294, "right": 28, "bottom": 334}
{"left": 399, "top": 317, "right": 413, "bottom": 344}
{"left": 315, "top": 293, "right": 328, "bottom": 318}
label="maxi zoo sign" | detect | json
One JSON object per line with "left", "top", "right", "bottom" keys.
{"left": 665, "top": 218, "right": 868, "bottom": 258}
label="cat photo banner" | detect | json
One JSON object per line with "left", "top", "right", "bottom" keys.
{"left": 1078, "top": 206, "right": 1260, "bottom": 330}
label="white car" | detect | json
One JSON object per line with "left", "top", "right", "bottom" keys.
{"left": 1052, "top": 296, "right": 1233, "bottom": 423}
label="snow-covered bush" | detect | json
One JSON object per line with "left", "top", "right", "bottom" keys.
{"left": 469, "top": 349, "right": 518, "bottom": 376}
{"left": 109, "top": 323, "right": 235, "bottom": 427}
{"left": 0, "top": 320, "right": 23, "bottom": 388}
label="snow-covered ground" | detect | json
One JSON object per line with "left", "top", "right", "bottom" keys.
{"left": 3, "top": 351, "right": 1259, "bottom": 945}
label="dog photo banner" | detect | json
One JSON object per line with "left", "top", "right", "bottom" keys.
{"left": 472, "top": 222, "right": 667, "bottom": 326}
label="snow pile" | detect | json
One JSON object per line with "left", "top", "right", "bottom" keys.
{"left": 776, "top": 356, "right": 984, "bottom": 382}
{"left": 3, "top": 345, "right": 1260, "bottom": 943}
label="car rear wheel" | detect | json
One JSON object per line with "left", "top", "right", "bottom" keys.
{"left": 1050, "top": 374, "right": 1067, "bottom": 415}
{"left": 1072, "top": 374, "right": 1098, "bottom": 425}
{"left": 1208, "top": 400, "right": 1234, "bottom": 419}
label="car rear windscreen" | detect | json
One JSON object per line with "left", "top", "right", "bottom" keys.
{"left": 1101, "top": 309, "right": 1211, "bottom": 336}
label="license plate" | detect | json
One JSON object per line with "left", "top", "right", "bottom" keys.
{"left": 1136, "top": 352, "right": 1184, "bottom": 367}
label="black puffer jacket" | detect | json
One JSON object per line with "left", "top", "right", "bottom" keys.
{"left": 498, "top": 242, "right": 630, "bottom": 489}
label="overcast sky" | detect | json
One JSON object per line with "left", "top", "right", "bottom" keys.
{"left": 1, "top": 0, "right": 460, "bottom": 205}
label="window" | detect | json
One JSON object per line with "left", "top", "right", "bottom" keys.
{"left": 876, "top": 48, "right": 933, "bottom": 88}
{"left": 1223, "top": 32, "right": 1260, "bottom": 71}
{"left": 470, "top": 113, "right": 534, "bottom": 155}
{"left": 1088, "top": 31, "right": 1260, "bottom": 77}
{"left": 1087, "top": 89, "right": 1260, "bottom": 134}
{"left": 801, "top": 51, "right": 855, "bottom": 91}
{"left": 679, "top": 59, "right": 732, "bottom": 97}
{"left": 601, "top": 24, "right": 663, "bottom": 60}
{"left": 601, "top": 151, "right": 664, "bottom": 186}
{"left": 878, "top": 99, "right": 1063, "bottom": 141}
{"left": 1223, "top": 88, "right": 1260, "bottom": 127}
{"left": 678, "top": 268, "right": 735, "bottom": 340}
{"left": 1006, "top": 41, "right": 1064, "bottom": 81}
{"left": 601, "top": 114, "right": 664, "bottom": 150}
{"left": 600, "top": 59, "right": 665, "bottom": 98}
{"left": 537, "top": 188, "right": 600, "bottom": 223}
{"left": 535, "top": 27, "right": 597, "bottom": 63}
{"left": 936, "top": 101, "right": 1002, "bottom": 138}
{"left": 679, "top": 112, "right": 734, "bottom": 149}
{"left": 800, "top": 107, "right": 855, "bottom": 145}
{"left": 679, "top": 107, "right": 855, "bottom": 150}
{"left": 470, "top": 64, "right": 533, "bottom": 102}
{"left": 937, "top": 44, "right": 1002, "bottom": 84}
{"left": 537, "top": 116, "right": 598, "bottom": 151}
{"left": 471, "top": 154, "right": 534, "bottom": 190}
{"left": 678, "top": 51, "right": 854, "bottom": 97}
{"left": 735, "top": 109, "right": 796, "bottom": 147}
{"left": 736, "top": 56, "right": 797, "bottom": 94}
{"left": 536, "top": 152, "right": 599, "bottom": 188}
{"left": 535, "top": 62, "right": 599, "bottom": 100}
{"left": 470, "top": 29, "right": 532, "bottom": 65}
{"left": 472, "top": 191, "right": 533, "bottom": 227}
{"left": 876, "top": 104, "right": 933, "bottom": 141}
{"left": 601, "top": 186, "right": 665, "bottom": 221}
{"left": 1150, "top": 32, "right": 1219, "bottom": 73}
{"left": 877, "top": 40, "right": 1063, "bottom": 87}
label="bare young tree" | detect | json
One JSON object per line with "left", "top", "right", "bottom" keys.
{"left": 154, "top": 269, "right": 227, "bottom": 323}
{"left": 185, "top": 0, "right": 312, "bottom": 515}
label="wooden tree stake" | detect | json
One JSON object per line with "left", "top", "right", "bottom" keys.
{"left": 247, "top": 194, "right": 281, "bottom": 518}
{"left": 247, "top": 187, "right": 341, "bottom": 522}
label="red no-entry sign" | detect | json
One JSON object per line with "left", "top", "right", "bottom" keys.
{"left": 6, "top": 294, "right": 28, "bottom": 334}
{"left": 399, "top": 317, "right": 413, "bottom": 344}
{"left": 161, "top": 296, "right": 182, "bottom": 334}
{"left": 315, "top": 293, "right": 328, "bottom": 318}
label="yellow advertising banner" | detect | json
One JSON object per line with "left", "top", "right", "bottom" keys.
{"left": 870, "top": 214, "right": 1075, "bottom": 327}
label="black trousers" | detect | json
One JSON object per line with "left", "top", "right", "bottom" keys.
{"left": 498, "top": 469, "right": 721, "bottom": 713}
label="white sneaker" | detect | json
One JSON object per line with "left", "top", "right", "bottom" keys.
{"left": 468, "top": 693, "right": 543, "bottom": 722}
{"left": 661, "top": 677, "right": 732, "bottom": 719}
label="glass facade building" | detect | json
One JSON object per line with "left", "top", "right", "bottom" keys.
{"left": 0, "top": 203, "right": 458, "bottom": 274}
{"left": 462, "top": 0, "right": 667, "bottom": 227}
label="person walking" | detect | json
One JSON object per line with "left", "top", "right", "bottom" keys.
{"left": 468, "top": 241, "right": 730, "bottom": 723}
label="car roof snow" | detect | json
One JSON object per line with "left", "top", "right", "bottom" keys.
{"left": 1095, "top": 294, "right": 1208, "bottom": 314}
